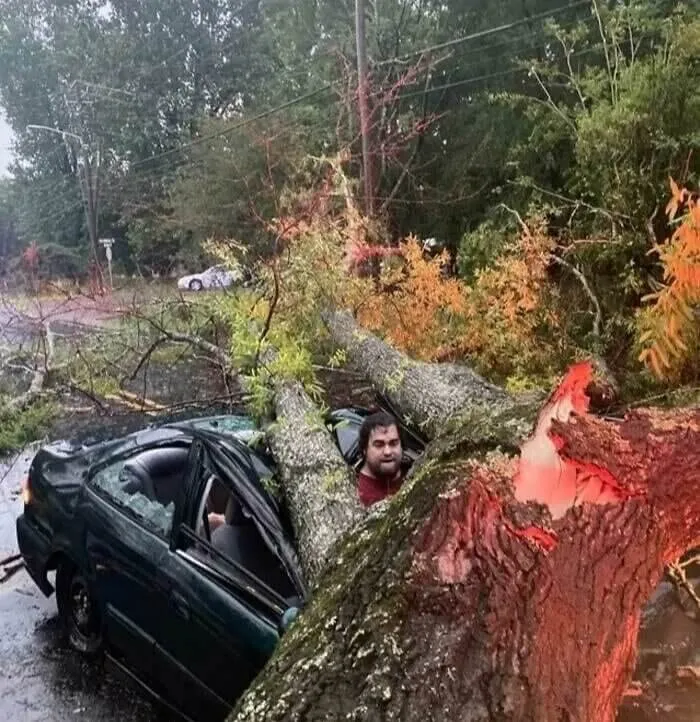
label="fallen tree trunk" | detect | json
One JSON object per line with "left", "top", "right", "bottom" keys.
{"left": 230, "top": 361, "right": 700, "bottom": 722}
{"left": 323, "top": 309, "right": 514, "bottom": 438}
{"left": 266, "top": 379, "right": 365, "bottom": 585}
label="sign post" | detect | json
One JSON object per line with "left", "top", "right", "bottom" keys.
{"left": 99, "top": 237, "right": 114, "bottom": 289}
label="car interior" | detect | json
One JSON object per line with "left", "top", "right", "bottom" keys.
{"left": 114, "top": 445, "right": 296, "bottom": 600}
{"left": 196, "top": 475, "right": 297, "bottom": 600}
{"left": 120, "top": 446, "right": 190, "bottom": 507}
{"left": 112, "top": 411, "right": 425, "bottom": 602}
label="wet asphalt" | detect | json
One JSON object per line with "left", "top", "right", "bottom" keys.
{"left": 0, "top": 450, "right": 175, "bottom": 722}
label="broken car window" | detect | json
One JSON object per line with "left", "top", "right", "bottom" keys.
{"left": 90, "top": 458, "right": 175, "bottom": 538}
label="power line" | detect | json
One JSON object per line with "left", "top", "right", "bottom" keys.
{"left": 7, "top": 84, "right": 340, "bottom": 203}
{"left": 21, "top": 32, "right": 601, "bottom": 213}
{"left": 129, "top": 84, "right": 336, "bottom": 169}
{"left": 12, "top": 4, "right": 608, "bottom": 233}
{"left": 426, "top": 11, "right": 596, "bottom": 72}
{"left": 59, "top": 3, "right": 593, "bottom": 178}
{"left": 375, "top": 0, "right": 591, "bottom": 66}
{"left": 125, "top": 10, "right": 592, "bottom": 174}
{"left": 398, "top": 41, "right": 606, "bottom": 100}
{"left": 88, "top": 89, "right": 344, "bottom": 196}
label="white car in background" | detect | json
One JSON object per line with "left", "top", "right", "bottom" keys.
{"left": 177, "top": 264, "right": 244, "bottom": 291}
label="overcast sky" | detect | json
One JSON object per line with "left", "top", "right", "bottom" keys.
{"left": 0, "top": 112, "right": 14, "bottom": 176}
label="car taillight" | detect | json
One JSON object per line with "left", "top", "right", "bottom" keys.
{"left": 21, "top": 474, "right": 33, "bottom": 506}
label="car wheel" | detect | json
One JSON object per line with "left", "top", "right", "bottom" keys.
{"left": 56, "top": 561, "right": 104, "bottom": 656}
{"left": 188, "top": 279, "right": 203, "bottom": 291}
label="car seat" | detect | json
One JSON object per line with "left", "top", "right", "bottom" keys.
{"left": 211, "top": 495, "right": 295, "bottom": 598}
{"left": 122, "top": 447, "right": 189, "bottom": 505}
{"left": 120, "top": 458, "right": 157, "bottom": 499}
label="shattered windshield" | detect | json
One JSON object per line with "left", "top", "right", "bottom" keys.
{"left": 189, "top": 415, "right": 257, "bottom": 435}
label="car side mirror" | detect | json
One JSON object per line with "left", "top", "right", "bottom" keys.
{"left": 279, "top": 605, "right": 301, "bottom": 634}
{"left": 279, "top": 595, "right": 305, "bottom": 634}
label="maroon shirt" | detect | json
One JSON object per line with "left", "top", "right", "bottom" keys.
{"left": 357, "top": 472, "right": 403, "bottom": 507}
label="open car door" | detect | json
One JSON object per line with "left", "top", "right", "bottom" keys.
{"left": 199, "top": 431, "right": 307, "bottom": 599}
{"left": 154, "top": 437, "right": 301, "bottom": 720}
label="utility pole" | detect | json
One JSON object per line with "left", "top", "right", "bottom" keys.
{"left": 63, "top": 85, "right": 102, "bottom": 268}
{"left": 78, "top": 145, "right": 101, "bottom": 265}
{"left": 26, "top": 123, "right": 101, "bottom": 267}
{"left": 355, "top": 0, "right": 374, "bottom": 216}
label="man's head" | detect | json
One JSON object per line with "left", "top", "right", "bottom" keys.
{"left": 358, "top": 411, "right": 403, "bottom": 480}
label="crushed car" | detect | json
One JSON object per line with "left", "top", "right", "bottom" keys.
{"left": 16, "top": 406, "right": 425, "bottom": 721}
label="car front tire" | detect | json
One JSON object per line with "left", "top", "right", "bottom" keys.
{"left": 188, "top": 279, "right": 203, "bottom": 291}
{"left": 56, "top": 561, "right": 104, "bottom": 656}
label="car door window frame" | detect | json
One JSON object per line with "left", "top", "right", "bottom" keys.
{"left": 174, "top": 526, "right": 288, "bottom": 622}
{"left": 173, "top": 443, "right": 294, "bottom": 618}
{"left": 86, "top": 439, "right": 191, "bottom": 543}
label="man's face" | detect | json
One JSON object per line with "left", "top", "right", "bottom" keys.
{"left": 364, "top": 424, "right": 402, "bottom": 479}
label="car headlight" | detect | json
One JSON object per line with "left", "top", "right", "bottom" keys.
{"left": 21, "top": 475, "right": 33, "bottom": 505}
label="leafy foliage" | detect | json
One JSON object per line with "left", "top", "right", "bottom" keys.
{"left": 453, "top": 219, "right": 570, "bottom": 387}
{"left": 638, "top": 179, "right": 700, "bottom": 379}
{"left": 359, "top": 238, "right": 465, "bottom": 360}
{"left": 358, "top": 221, "right": 571, "bottom": 387}
{"left": 0, "top": 398, "right": 55, "bottom": 455}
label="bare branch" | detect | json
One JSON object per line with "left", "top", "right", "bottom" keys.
{"left": 254, "top": 246, "right": 281, "bottom": 370}
{"left": 7, "top": 321, "right": 59, "bottom": 411}
{"left": 529, "top": 66, "right": 577, "bottom": 132}
{"left": 667, "top": 561, "right": 700, "bottom": 616}
{"left": 556, "top": 32, "right": 587, "bottom": 111}
{"left": 549, "top": 255, "right": 602, "bottom": 340}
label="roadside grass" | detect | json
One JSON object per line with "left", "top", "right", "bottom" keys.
{"left": 0, "top": 399, "right": 56, "bottom": 456}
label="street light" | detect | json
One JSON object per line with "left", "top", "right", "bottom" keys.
{"left": 26, "top": 124, "right": 84, "bottom": 143}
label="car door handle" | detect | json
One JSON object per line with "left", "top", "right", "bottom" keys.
{"left": 170, "top": 591, "right": 190, "bottom": 620}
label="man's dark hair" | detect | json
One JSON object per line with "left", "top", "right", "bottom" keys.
{"left": 358, "top": 411, "right": 400, "bottom": 456}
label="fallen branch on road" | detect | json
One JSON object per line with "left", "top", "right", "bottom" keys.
{"left": 0, "top": 557, "right": 25, "bottom": 584}
{"left": 7, "top": 321, "right": 61, "bottom": 411}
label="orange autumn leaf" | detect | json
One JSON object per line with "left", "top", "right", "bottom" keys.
{"left": 639, "top": 178, "right": 700, "bottom": 379}
{"left": 665, "top": 176, "right": 689, "bottom": 220}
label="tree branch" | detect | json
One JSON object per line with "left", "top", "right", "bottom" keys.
{"left": 549, "top": 255, "right": 602, "bottom": 340}
{"left": 7, "top": 321, "right": 58, "bottom": 411}
{"left": 667, "top": 561, "right": 700, "bottom": 615}
{"left": 323, "top": 309, "right": 513, "bottom": 438}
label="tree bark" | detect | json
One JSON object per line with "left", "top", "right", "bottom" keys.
{"left": 322, "top": 309, "right": 514, "bottom": 438}
{"left": 266, "top": 379, "right": 365, "bottom": 585}
{"left": 229, "top": 359, "right": 700, "bottom": 722}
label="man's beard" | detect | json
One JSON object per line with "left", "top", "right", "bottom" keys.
{"left": 369, "top": 459, "right": 400, "bottom": 480}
